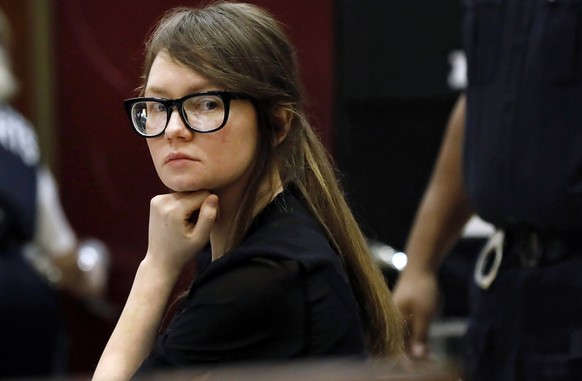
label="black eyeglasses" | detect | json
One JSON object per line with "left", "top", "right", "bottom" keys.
{"left": 123, "top": 90, "right": 249, "bottom": 137}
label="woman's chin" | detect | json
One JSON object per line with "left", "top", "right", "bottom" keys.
{"left": 164, "top": 182, "right": 204, "bottom": 193}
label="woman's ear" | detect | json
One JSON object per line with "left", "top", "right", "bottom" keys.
{"left": 272, "top": 104, "right": 293, "bottom": 146}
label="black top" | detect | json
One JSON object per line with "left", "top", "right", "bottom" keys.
{"left": 461, "top": 0, "right": 582, "bottom": 232}
{"left": 139, "top": 188, "right": 366, "bottom": 371}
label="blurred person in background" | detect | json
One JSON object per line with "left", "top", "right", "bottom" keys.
{"left": 393, "top": 0, "right": 582, "bottom": 380}
{"left": 0, "top": 7, "right": 108, "bottom": 379}
{"left": 93, "top": 2, "right": 404, "bottom": 380}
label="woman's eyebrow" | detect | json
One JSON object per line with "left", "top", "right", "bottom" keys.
{"left": 144, "top": 84, "right": 216, "bottom": 98}
{"left": 143, "top": 86, "right": 169, "bottom": 98}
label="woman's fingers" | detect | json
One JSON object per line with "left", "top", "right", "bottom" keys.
{"left": 147, "top": 191, "right": 218, "bottom": 268}
{"left": 188, "top": 194, "right": 218, "bottom": 243}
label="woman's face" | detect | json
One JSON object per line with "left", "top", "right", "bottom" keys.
{"left": 144, "top": 52, "right": 259, "bottom": 197}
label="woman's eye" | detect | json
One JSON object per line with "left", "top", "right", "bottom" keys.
{"left": 199, "top": 99, "right": 219, "bottom": 111}
{"left": 190, "top": 96, "right": 223, "bottom": 113}
{"left": 147, "top": 102, "right": 166, "bottom": 114}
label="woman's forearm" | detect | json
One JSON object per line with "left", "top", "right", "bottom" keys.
{"left": 92, "top": 258, "right": 180, "bottom": 381}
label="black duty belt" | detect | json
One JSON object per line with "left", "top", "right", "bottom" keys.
{"left": 474, "top": 228, "right": 581, "bottom": 289}
{"left": 504, "top": 229, "right": 580, "bottom": 267}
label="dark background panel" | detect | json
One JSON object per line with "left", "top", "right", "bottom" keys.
{"left": 338, "top": 98, "right": 456, "bottom": 249}
{"left": 336, "top": 0, "right": 462, "bottom": 99}
{"left": 334, "top": 0, "right": 462, "bottom": 250}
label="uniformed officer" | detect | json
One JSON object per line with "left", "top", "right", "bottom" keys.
{"left": 393, "top": 0, "right": 582, "bottom": 380}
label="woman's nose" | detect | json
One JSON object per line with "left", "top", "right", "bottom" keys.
{"left": 164, "top": 109, "right": 193, "bottom": 140}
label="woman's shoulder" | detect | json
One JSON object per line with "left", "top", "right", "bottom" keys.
{"left": 238, "top": 188, "right": 338, "bottom": 266}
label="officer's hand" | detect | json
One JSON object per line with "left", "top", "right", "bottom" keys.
{"left": 392, "top": 268, "right": 441, "bottom": 360}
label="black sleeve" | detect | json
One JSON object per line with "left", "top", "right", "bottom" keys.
{"left": 141, "top": 258, "right": 306, "bottom": 369}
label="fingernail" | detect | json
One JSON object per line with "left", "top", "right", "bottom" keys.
{"left": 207, "top": 195, "right": 218, "bottom": 207}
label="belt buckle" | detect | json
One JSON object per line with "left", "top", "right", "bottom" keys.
{"left": 518, "top": 232, "right": 542, "bottom": 267}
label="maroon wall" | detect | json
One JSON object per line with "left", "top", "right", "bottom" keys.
{"left": 0, "top": 1, "right": 34, "bottom": 123}
{"left": 54, "top": 0, "right": 333, "bottom": 374}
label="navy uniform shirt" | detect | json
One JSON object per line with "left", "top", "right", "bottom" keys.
{"left": 0, "top": 104, "right": 38, "bottom": 245}
{"left": 462, "top": 0, "right": 582, "bottom": 233}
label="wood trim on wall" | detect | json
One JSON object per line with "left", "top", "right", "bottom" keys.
{"left": 30, "top": 0, "right": 56, "bottom": 172}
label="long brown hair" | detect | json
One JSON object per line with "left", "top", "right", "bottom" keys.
{"left": 140, "top": 1, "right": 403, "bottom": 357}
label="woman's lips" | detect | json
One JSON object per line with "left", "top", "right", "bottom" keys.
{"left": 165, "top": 152, "right": 196, "bottom": 164}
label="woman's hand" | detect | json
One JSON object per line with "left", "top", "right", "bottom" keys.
{"left": 146, "top": 191, "right": 218, "bottom": 274}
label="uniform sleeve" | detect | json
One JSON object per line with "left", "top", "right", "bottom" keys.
{"left": 141, "top": 258, "right": 306, "bottom": 369}
{"left": 34, "top": 166, "right": 77, "bottom": 256}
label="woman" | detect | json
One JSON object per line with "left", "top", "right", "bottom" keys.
{"left": 93, "top": 2, "right": 403, "bottom": 379}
